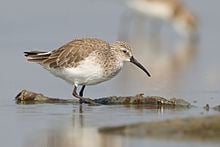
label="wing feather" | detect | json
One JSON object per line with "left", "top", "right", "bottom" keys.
{"left": 42, "top": 38, "right": 110, "bottom": 68}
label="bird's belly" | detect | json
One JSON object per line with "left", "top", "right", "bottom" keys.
{"left": 46, "top": 59, "right": 110, "bottom": 85}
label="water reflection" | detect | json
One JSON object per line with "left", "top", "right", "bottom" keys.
{"left": 22, "top": 104, "right": 192, "bottom": 147}
{"left": 22, "top": 106, "right": 121, "bottom": 147}
{"left": 24, "top": 127, "right": 124, "bottom": 147}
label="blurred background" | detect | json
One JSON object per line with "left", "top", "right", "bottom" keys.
{"left": 0, "top": 0, "right": 220, "bottom": 147}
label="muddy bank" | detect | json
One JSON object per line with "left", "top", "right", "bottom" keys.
{"left": 99, "top": 115, "right": 220, "bottom": 141}
{"left": 15, "top": 90, "right": 191, "bottom": 107}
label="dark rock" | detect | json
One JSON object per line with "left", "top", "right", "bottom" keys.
{"left": 15, "top": 89, "right": 191, "bottom": 108}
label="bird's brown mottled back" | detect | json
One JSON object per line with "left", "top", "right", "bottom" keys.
{"left": 39, "top": 38, "right": 110, "bottom": 68}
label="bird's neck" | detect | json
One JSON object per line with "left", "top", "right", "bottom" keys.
{"left": 101, "top": 50, "right": 124, "bottom": 77}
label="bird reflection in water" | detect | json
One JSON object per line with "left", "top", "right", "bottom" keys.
{"left": 22, "top": 106, "right": 124, "bottom": 147}
{"left": 22, "top": 103, "right": 189, "bottom": 147}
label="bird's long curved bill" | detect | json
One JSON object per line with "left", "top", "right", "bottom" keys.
{"left": 130, "top": 56, "right": 151, "bottom": 77}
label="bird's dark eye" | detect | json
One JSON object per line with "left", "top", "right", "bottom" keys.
{"left": 123, "top": 50, "right": 127, "bottom": 53}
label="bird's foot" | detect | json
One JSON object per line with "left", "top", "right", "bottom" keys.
{"left": 79, "top": 97, "right": 100, "bottom": 106}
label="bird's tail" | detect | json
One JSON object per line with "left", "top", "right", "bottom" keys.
{"left": 24, "top": 51, "right": 51, "bottom": 63}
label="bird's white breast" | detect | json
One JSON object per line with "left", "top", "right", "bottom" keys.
{"left": 45, "top": 55, "right": 113, "bottom": 85}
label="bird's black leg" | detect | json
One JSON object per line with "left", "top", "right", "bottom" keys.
{"left": 79, "top": 85, "right": 86, "bottom": 97}
{"left": 72, "top": 85, "right": 96, "bottom": 105}
{"left": 72, "top": 85, "right": 84, "bottom": 104}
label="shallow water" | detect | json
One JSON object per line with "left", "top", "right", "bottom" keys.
{"left": 0, "top": 0, "right": 220, "bottom": 147}
{"left": 1, "top": 103, "right": 219, "bottom": 147}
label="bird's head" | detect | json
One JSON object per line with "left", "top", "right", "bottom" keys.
{"left": 111, "top": 41, "right": 151, "bottom": 77}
